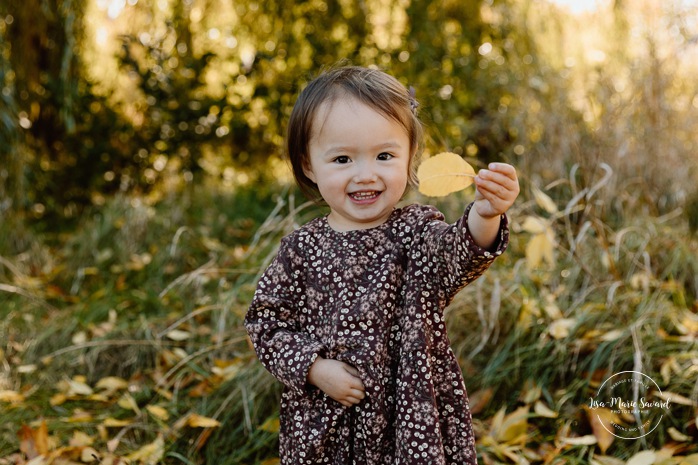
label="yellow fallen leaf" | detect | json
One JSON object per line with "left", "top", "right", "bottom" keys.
{"left": 655, "top": 391, "right": 696, "bottom": 406}
{"left": 103, "top": 417, "right": 132, "bottom": 427}
{"left": 69, "top": 431, "right": 94, "bottom": 447}
{"left": 187, "top": 413, "right": 221, "bottom": 428}
{"left": 667, "top": 426, "right": 691, "bottom": 442}
{"left": 67, "top": 378, "right": 94, "bottom": 396}
{"left": 72, "top": 331, "right": 88, "bottom": 345}
{"left": 50, "top": 393, "right": 68, "bottom": 406}
{"left": 626, "top": 451, "right": 656, "bottom": 465}
{"left": 81, "top": 447, "right": 100, "bottom": 463}
{"left": 95, "top": 376, "right": 129, "bottom": 395}
{"left": 259, "top": 416, "right": 280, "bottom": 433}
{"left": 117, "top": 393, "right": 141, "bottom": 413}
{"left": 166, "top": 329, "right": 192, "bottom": 341}
{"left": 600, "top": 329, "right": 624, "bottom": 342}
{"left": 146, "top": 404, "right": 170, "bottom": 421}
{"left": 417, "top": 152, "right": 476, "bottom": 197}
{"left": 548, "top": 318, "right": 576, "bottom": 340}
{"left": 561, "top": 434, "right": 597, "bottom": 446}
{"left": 584, "top": 406, "right": 620, "bottom": 454}
{"left": 519, "top": 379, "right": 542, "bottom": 404}
{"left": 0, "top": 390, "right": 25, "bottom": 403}
{"left": 66, "top": 409, "right": 93, "bottom": 423}
{"left": 534, "top": 400, "right": 558, "bottom": 418}
{"left": 260, "top": 459, "right": 281, "bottom": 465}
{"left": 492, "top": 405, "right": 529, "bottom": 444}
{"left": 18, "top": 364, "right": 37, "bottom": 374}
{"left": 126, "top": 435, "right": 164, "bottom": 465}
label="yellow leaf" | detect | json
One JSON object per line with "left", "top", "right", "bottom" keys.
{"left": 655, "top": 391, "right": 696, "bottom": 406}
{"left": 667, "top": 426, "right": 691, "bottom": 442}
{"left": 69, "top": 431, "right": 94, "bottom": 447}
{"left": 525, "top": 230, "right": 556, "bottom": 270}
{"left": 118, "top": 393, "right": 141, "bottom": 413}
{"left": 600, "top": 329, "right": 624, "bottom": 342}
{"left": 548, "top": 318, "right": 576, "bottom": 340}
{"left": 259, "top": 417, "right": 280, "bottom": 433}
{"left": 584, "top": 406, "right": 620, "bottom": 454}
{"left": 50, "top": 393, "right": 68, "bottom": 406}
{"left": 626, "top": 451, "right": 656, "bottom": 465}
{"left": 81, "top": 447, "right": 100, "bottom": 463}
{"left": 519, "top": 379, "right": 542, "bottom": 404}
{"left": 146, "top": 405, "right": 170, "bottom": 421}
{"left": 493, "top": 406, "right": 529, "bottom": 444}
{"left": 561, "top": 434, "right": 597, "bottom": 446}
{"left": 0, "top": 390, "right": 25, "bottom": 403}
{"left": 520, "top": 216, "right": 548, "bottom": 234}
{"left": 533, "top": 400, "right": 558, "bottom": 418}
{"left": 18, "top": 364, "right": 37, "bottom": 374}
{"left": 67, "top": 378, "right": 94, "bottom": 396}
{"left": 187, "top": 414, "right": 221, "bottom": 428}
{"left": 532, "top": 185, "right": 558, "bottom": 213}
{"left": 95, "top": 376, "right": 129, "bottom": 394}
{"left": 166, "top": 329, "right": 192, "bottom": 341}
{"left": 126, "top": 435, "right": 164, "bottom": 465}
{"left": 72, "top": 331, "right": 88, "bottom": 345}
{"left": 67, "top": 409, "right": 93, "bottom": 423}
{"left": 417, "top": 152, "right": 475, "bottom": 197}
{"left": 103, "top": 418, "right": 132, "bottom": 427}
{"left": 260, "top": 460, "right": 281, "bottom": 465}
{"left": 211, "top": 358, "right": 244, "bottom": 381}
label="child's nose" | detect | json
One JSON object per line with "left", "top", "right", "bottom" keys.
{"left": 352, "top": 165, "right": 378, "bottom": 183}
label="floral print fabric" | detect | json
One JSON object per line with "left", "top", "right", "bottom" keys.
{"left": 245, "top": 203, "right": 509, "bottom": 464}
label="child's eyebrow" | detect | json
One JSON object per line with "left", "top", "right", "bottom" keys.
{"left": 320, "top": 141, "right": 405, "bottom": 158}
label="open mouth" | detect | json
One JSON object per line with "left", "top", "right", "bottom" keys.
{"left": 349, "top": 191, "right": 381, "bottom": 201}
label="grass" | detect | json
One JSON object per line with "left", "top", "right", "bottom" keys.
{"left": 1, "top": 169, "right": 697, "bottom": 463}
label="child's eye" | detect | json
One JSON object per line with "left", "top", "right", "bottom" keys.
{"left": 377, "top": 152, "right": 393, "bottom": 161}
{"left": 333, "top": 156, "right": 351, "bottom": 164}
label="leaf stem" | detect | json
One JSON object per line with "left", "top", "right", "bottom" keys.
{"left": 422, "top": 173, "right": 477, "bottom": 179}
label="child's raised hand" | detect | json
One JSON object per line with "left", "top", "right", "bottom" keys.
{"left": 472, "top": 163, "right": 520, "bottom": 218}
{"left": 307, "top": 357, "right": 366, "bottom": 407}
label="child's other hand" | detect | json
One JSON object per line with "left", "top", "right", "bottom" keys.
{"left": 473, "top": 163, "right": 520, "bottom": 218}
{"left": 307, "top": 357, "right": 366, "bottom": 407}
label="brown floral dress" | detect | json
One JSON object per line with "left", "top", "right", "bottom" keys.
{"left": 245, "top": 203, "right": 509, "bottom": 464}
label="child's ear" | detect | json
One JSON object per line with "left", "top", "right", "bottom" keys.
{"left": 303, "top": 161, "right": 317, "bottom": 183}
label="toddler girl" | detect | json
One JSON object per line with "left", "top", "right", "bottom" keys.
{"left": 245, "top": 65, "right": 519, "bottom": 464}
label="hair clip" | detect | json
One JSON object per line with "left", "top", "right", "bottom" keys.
{"left": 408, "top": 86, "right": 419, "bottom": 113}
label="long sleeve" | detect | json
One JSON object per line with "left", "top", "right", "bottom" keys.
{"left": 244, "top": 235, "right": 326, "bottom": 395}
{"left": 415, "top": 203, "right": 509, "bottom": 299}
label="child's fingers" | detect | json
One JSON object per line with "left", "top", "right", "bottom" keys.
{"left": 476, "top": 169, "right": 518, "bottom": 192}
{"left": 343, "top": 364, "right": 360, "bottom": 377}
{"left": 342, "top": 364, "right": 366, "bottom": 391}
{"left": 488, "top": 162, "right": 518, "bottom": 181}
{"left": 475, "top": 177, "right": 517, "bottom": 203}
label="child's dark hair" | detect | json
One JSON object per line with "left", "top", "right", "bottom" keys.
{"left": 287, "top": 66, "right": 423, "bottom": 201}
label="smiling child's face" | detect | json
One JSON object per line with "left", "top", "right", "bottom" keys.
{"left": 303, "top": 96, "right": 411, "bottom": 232}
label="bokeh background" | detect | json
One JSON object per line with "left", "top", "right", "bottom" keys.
{"left": 1, "top": 0, "right": 698, "bottom": 463}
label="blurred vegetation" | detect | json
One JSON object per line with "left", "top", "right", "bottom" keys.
{"left": 1, "top": 0, "right": 698, "bottom": 464}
